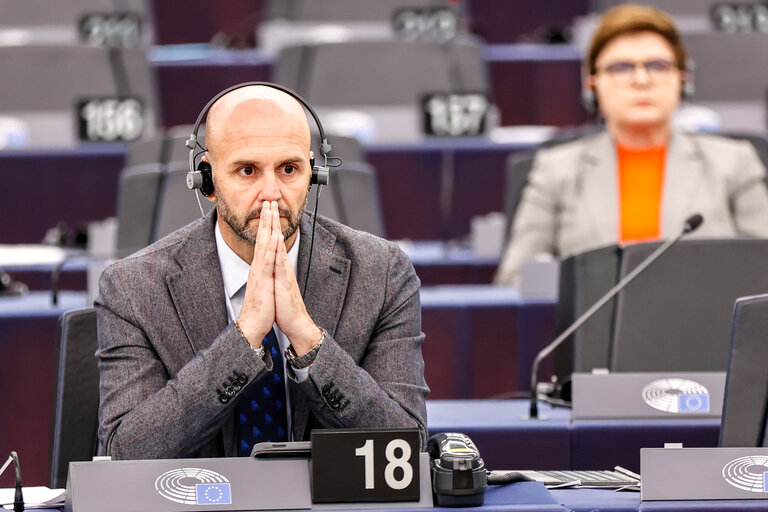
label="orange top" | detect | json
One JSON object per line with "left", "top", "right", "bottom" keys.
{"left": 617, "top": 144, "right": 666, "bottom": 243}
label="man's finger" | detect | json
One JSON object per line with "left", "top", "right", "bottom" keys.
{"left": 264, "top": 204, "right": 280, "bottom": 271}
{"left": 254, "top": 201, "right": 272, "bottom": 260}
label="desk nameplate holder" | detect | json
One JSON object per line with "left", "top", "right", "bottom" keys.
{"left": 66, "top": 454, "right": 432, "bottom": 512}
{"left": 572, "top": 371, "right": 725, "bottom": 420}
{"left": 642, "top": 447, "right": 768, "bottom": 501}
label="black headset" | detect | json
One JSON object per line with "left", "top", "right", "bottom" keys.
{"left": 185, "top": 81, "right": 331, "bottom": 197}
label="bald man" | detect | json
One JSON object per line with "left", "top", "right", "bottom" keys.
{"left": 95, "top": 85, "right": 429, "bottom": 460}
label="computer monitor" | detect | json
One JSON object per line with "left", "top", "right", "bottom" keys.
{"left": 611, "top": 238, "right": 768, "bottom": 372}
{"left": 720, "top": 293, "right": 768, "bottom": 447}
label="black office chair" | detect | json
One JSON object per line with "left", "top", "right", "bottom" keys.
{"left": 49, "top": 308, "right": 99, "bottom": 488}
{"left": 720, "top": 132, "right": 768, "bottom": 178}
{"left": 720, "top": 294, "right": 768, "bottom": 447}
{"left": 115, "top": 163, "right": 165, "bottom": 258}
{"left": 502, "top": 127, "right": 604, "bottom": 247}
{"left": 307, "top": 160, "right": 386, "bottom": 238}
{"left": 502, "top": 151, "right": 536, "bottom": 248}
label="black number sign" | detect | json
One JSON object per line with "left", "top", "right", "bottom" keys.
{"left": 77, "top": 97, "right": 144, "bottom": 142}
{"left": 79, "top": 12, "right": 143, "bottom": 48}
{"left": 711, "top": 3, "right": 768, "bottom": 33}
{"left": 311, "top": 428, "right": 420, "bottom": 503}
{"left": 392, "top": 8, "right": 458, "bottom": 43}
{"left": 422, "top": 92, "right": 489, "bottom": 137}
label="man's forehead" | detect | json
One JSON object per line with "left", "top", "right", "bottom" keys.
{"left": 206, "top": 86, "right": 311, "bottom": 146}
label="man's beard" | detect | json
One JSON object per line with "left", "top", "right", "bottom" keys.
{"left": 217, "top": 196, "right": 304, "bottom": 245}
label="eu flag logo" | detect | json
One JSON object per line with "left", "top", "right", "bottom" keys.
{"left": 196, "top": 483, "right": 232, "bottom": 505}
{"left": 678, "top": 393, "right": 709, "bottom": 413}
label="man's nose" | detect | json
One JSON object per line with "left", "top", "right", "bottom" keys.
{"left": 258, "top": 171, "right": 281, "bottom": 202}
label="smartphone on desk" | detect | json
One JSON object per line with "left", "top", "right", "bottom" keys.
{"left": 251, "top": 441, "right": 311, "bottom": 458}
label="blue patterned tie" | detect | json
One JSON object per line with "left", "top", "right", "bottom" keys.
{"left": 236, "top": 328, "right": 288, "bottom": 456}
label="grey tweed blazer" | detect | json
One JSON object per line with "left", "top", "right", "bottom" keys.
{"left": 95, "top": 212, "right": 429, "bottom": 459}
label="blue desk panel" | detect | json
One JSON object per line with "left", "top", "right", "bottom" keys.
{"left": 427, "top": 400, "right": 571, "bottom": 472}
{"left": 553, "top": 487, "right": 768, "bottom": 511}
{"left": 571, "top": 419, "right": 721, "bottom": 474}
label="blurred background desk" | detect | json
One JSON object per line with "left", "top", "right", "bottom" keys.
{"left": 0, "top": 291, "right": 89, "bottom": 488}
{"left": 1, "top": 139, "right": 532, "bottom": 244}
{"left": 427, "top": 400, "right": 720, "bottom": 474}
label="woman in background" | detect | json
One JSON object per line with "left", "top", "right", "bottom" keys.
{"left": 495, "top": 4, "right": 768, "bottom": 286}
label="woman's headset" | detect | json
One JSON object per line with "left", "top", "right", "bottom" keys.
{"left": 185, "top": 81, "right": 332, "bottom": 197}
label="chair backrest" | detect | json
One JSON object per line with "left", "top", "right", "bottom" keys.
{"left": 152, "top": 162, "right": 213, "bottom": 241}
{"left": 720, "top": 132, "right": 768, "bottom": 173}
{"left": 314, "top": 161, "right": 386, "bottom": 238}
{"left": 49, "top": 307, "right": 99, "bottom": 488}
{"left": 502, "top": 151, "right": 536, "bottom": 247}
{"left": 720, "top": 294, "right": 768, "bottom": 447}
{"left": 0, "top": 44, "right": 159, "bottom": 148}
{"left": 265, "top": 0, "right": 459, "bottom": 22}
{"left": 115, "top": 163, "right": 164, "bottom": 258}
{"left": 611, "top": 238, "right": 768, "bottom": 372}
{"left": 0, "top": 0, "right": 153, "bottom": 46}
{"left": 125, "top": 136, "right": 166, "bottom": 167}
{"left": 274, "top": 39, "right": 489, "bottom": 107}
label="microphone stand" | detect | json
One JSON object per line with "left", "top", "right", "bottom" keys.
{"left": 526, "top": 215, "right": 703, "bottom": 419}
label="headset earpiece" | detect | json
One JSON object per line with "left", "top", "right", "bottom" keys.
{"left": 197, "top": 161, "right": 214, "bottom": 196}
{"left": 309, "top": 154, "right": 330, "bottom": 186}
{"left": 186, "top": 160, "right": 214, "bottom": 197}
{"left": 681, "top": 58, "right": 695, "bottom": 100}
{"left": 581, "top": 87, "right": 597, "bottom": 113}
{"left": 581, "top": 67, "right": 598, "bottom": 113}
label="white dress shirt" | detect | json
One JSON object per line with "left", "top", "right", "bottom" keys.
{"left": 214, "top": 221, "right": 308, "bottom": 439}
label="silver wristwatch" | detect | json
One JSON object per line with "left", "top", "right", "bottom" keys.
{"left": 285, "top": 330, "right": 325, "bottom": 369}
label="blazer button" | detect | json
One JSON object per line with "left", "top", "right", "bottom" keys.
{"left": 238, "top": 374, "right": 248, "bottom": 385}
{"left": 225, "top": 386, "right": 235, "bottom": 396}
{"left": 322, "top": 384, "right": 332, "bottom": 397}
{"left": 232, "top": 382, "right": 242, "bottom": 391}
{"left": 219, "top": 394, "right": 230, "bottom": 404}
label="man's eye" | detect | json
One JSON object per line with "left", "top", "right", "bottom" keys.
{"left": 239, "top": 166, "right": 254, "bottom": 176}
{"left": 284, "top": 165, "right": 296, "bottom": 174}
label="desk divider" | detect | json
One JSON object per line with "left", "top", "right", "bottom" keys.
{"left": 572, "top": 372, "right": 725, "bottom": 420}
{"left": 66, "top": 454, "right": 432, "bottom": 512}
{"left": 642, "top": 447, "right": 768, "bottom": 501}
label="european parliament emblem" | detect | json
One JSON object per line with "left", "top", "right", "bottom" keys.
{"left": 722, "top": 455, "right": 768, "bottom": 492}
{"left": 678, "top": 393, "right": 709, "bottom": 413}
{"left": 155, "top": 468, "right": 231, "bottom": 505}
{"left": 196, "top": 483, "right": 232, "bottom": 505}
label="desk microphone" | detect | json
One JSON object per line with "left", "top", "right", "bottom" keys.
{"left": 526, "top": 213, "right": 704, "bottom": 420}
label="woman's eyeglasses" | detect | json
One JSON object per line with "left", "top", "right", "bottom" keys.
{"left": 595, "top": 59, "right": 679, "bottom": 85}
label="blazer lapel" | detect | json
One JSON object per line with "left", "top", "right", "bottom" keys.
{"left": 166, "top": 214, "right": 229, "bottom": 355}
{"left": 579, "top": 132, "right": 620, "bottom": 244}
{"left": 660, "top": 132, "right": 704, "bottom": 236}
{"left": 290, "top": 214, "right": 351, "bottom": 440}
